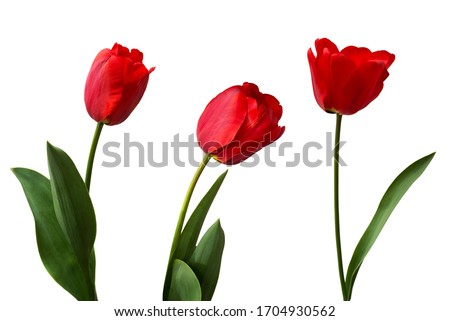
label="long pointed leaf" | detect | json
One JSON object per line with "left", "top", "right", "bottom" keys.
{"left": 47, "top": 142, "right": 97, "bottom": 299}
{"left": 346, "top": 152, "right": 435, "bottom": 299}
{"left": 188, "top": 219, "right": 225, "bottom": 301}
{"left": 12, "top": 168, "right": 93, "bottom": 300}
{"left": 167, "top": 259, "right": 202, "bottom": 301}
{"left": 89, "top": 250, "right": 96, "bottom": 285}
{"left": 47, "top": 142, "right": 96, "bottom": 269}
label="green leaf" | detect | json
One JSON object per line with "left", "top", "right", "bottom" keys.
{"left": 176, "top": 170, "right": 228, "bottom": 261}
{"left": 12, "top": 168, "right": 94, "bottom": 300}
{"left": 163, "top": 170, "right": 228, "bottom": 299}
{"left": 167, "top": 259, "right": 202, "bottom": 301}
{"left": 188, "top": 219, "right": 225, "bottom": 301}
{"left": 47, "top": 142, "right": 96, "bottom": 270}
{"left": 89, "top": 250, "right": 96, "bottom": 285}
{"left": 345, "top": 152, "right": 435, "bottom": 300}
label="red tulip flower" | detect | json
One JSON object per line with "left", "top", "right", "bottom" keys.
{"left": 307, "top": 38, "right": 395, "bottom": 115}
{"left": 85, "top": 43, "right": 155, "bottom": 125}
{"left": 197, "top": 82, "right": 285, "bottom": 165}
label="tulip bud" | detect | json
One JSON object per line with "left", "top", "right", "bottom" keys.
{"left": 85, "top": 43, "right": 155, "bottom": 125}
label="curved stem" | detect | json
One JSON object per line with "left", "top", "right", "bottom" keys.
{"left": 334, "top": 113, "right": 347, "bottom": 300}
{"left": 84, "top": 122, "right": 104, "bottom": 301}
{"left": 169, "top": 153, "right": 211, "bottom": 257}
{"left": 163, "top": 154, "right": 210, "bottom": 300}
{"left": 85, "top": 122, "right": 104, "bottom": 192}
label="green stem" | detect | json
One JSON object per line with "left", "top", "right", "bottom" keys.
{"left": 85, "top": 122, "right": 104, "bottom": 192}
{"left": 85, "top": 122, "right": 104, "bottom": 301}
{"left": 334, "top": 114, "right": 347, "bottom": 301}
{"left": 163, "top": 154, "right": 210, "bottom": 299}
{"left": 169, "top": 153, "right": 211, "bottom": 258}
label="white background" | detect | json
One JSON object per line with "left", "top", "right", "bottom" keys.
{"left": 0, "top": 0, "right": 448, "bottom": 319}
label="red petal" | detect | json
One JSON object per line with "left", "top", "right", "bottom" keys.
{"left": 112, "top": 43, "right": 130, "bottom": 57}
{"left": 340, "top": 46, "right": 373, "bottom": 66}
{"left": 308, "top": 47, "right": 329, "bottom": 111}
{"left": 242, "top": 82, "right": 260, "bottom": 96}
{"left": 237, "top": 96, "right": 281, "bottom": 139}
{"left": 213, "top": 140, "right": 258, "bottom": 165}
{"left": 312, "top": 39, "right": 341, "bottom": 111}
{"left": 130, "top": 48, "right": 144, "bottom": 63}
{"left": 216, "top": 124, "right": 285, "bottom": 165}
{"left": 341, "top": 46, "right": 395, "bottom": 69}
{"left": 315, "top": 38, "right": 339, "bottom": 59}
{"left": 85, "top": 50, "right": 124, "bottom": 123}
{"left": 246, "top": 96, "right": 259, "bottom": 124}
{"left": 107, "top": 68, "right": 149, "bottom": 125}
{"left": 197, "top": 86, "right": 247, "bottom": 153}
{"left": 339, "top": 61, "right": 389, "bottom": 115}
{"left": 330, "top": 53, "right": 358, "bottom": 113}
{"left": 371, "top": 50, "right": 395, "bottom": 68}
{"left": 355, "top": 63, "right": 389, "bottom": 112}
{"left": 99, "top": 55, "right": 136, "bottom": 123}
{"left": 210, "top": 92, "right": 284, "bottom": 164}
{"left": 262, "top": 125, "right": 285, "bottom": 147}
{"left": 263, "top": 93, "right": 282, "bottom": 119}
{"left": 125, "top": 62, "right": 149, "bottom": 84}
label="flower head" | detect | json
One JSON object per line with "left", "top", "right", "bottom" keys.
{"left": 197, "top": 82, "right": 285, "bottom": 165}
{"left": 308, "top": 38, "right": 395, "bottom": 115}
{"left": 85, "top": 43, "right": 155, "bottom": 125}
